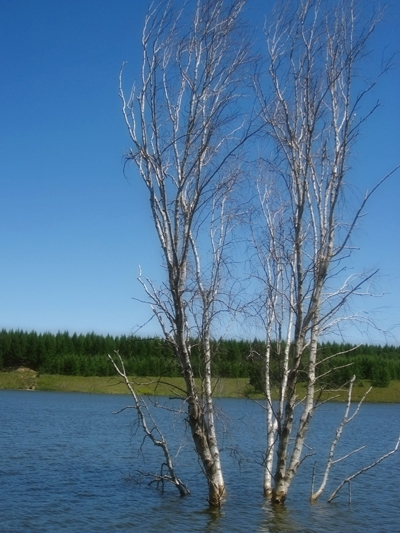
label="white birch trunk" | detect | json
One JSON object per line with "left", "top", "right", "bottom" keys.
{"left": 203, "top": 331, "right": 225, "bottom": 501}
{"left": 263, "top": 340, "right": 275, "bottom": 496}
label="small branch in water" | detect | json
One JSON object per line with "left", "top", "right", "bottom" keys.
{"left": 311, "top": 376, "right": 371, "bottom": 502}
{"left": 108, "top": 351, "right": 190, "bottom": 497}
{"left": 328, "top": 436, "right": 400, "bottom": 503}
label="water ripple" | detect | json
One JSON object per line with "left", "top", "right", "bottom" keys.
{"left": 0, "top": 390, "right": 399, "bottom": 532}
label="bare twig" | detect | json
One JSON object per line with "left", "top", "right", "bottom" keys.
{"left": 311, "top": 375, "right": 371, "bottom": 501}
{"left": 328, "top": 436, "right": 400, "bottom": 502}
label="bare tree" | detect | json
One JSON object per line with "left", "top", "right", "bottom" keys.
{"left": 253, "top": 0, "right": 398, "bottom": 504}
{"left": 120, "top": 0, "right": 253, "bottom": 506}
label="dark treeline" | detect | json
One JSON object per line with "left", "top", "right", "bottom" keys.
{"left": 0, "top": 329, "right": 398, "bottom": 387}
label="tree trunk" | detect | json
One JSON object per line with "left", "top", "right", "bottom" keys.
{"left": 203, "top": 332, "right": 225, "bottom": 503}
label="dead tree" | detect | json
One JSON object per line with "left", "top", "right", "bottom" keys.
{"left": 254, "top": 0, "right": 398, "bottom": 504}
{"left": 120, "top": 0, "right": 253, "bottom": 506}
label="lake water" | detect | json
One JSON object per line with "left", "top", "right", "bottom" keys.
{"left": 0, "top": 390, "right": 399, "bottom": 533}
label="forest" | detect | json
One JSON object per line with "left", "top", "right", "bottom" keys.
{"left": 0, "top": 329, "right": 398, "bottom": 388}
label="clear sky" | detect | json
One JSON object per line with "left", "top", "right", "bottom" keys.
{"left": 0, "top": 0, "right": 399, "bottom": 344}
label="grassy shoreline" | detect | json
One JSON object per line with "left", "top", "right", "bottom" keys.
{"left": 1, "top": 368, "right": 399, "bottom": 402}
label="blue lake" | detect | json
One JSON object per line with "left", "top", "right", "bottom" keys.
{"left": 0, "top": 390, "right": 399, "bottom": 532}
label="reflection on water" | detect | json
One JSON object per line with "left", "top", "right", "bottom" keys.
{"left": 0, "top": 390, "right": 399, "bottom": 532}
{"left": 261, "top": 501, "right": 303, "bottom": 532}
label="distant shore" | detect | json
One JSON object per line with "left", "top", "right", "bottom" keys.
{"left": 1, "top": 368, "right": 399, "bottom": 402}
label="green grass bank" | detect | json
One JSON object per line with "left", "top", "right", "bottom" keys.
{"left": 1, "top": 368, "right": 399, "bottom": 402}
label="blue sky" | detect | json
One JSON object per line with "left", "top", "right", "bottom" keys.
{"left": 0, "top": 0, "right": 399, "bottom": 344}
